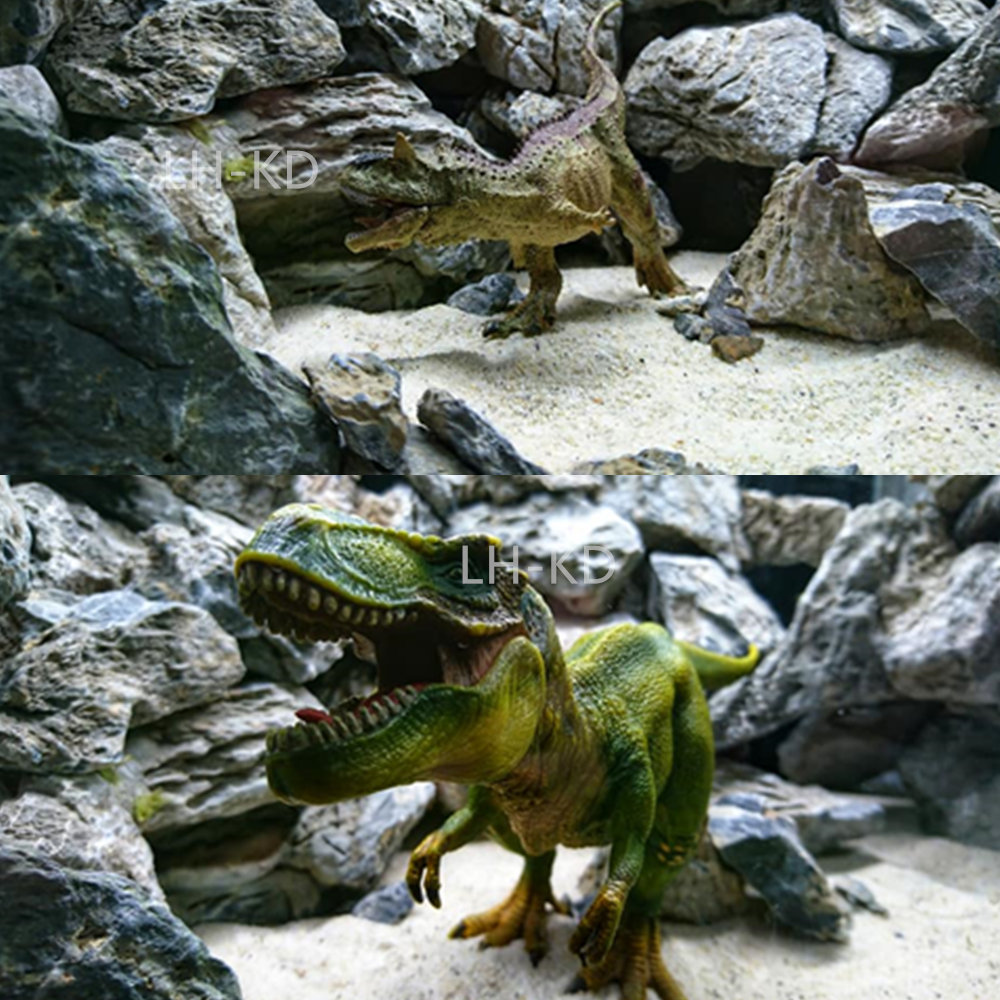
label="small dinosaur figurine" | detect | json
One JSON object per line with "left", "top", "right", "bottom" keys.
{"left": 339, "top": 0, "right": 686, "bottom": 339}
{"left": 236, "top": 504, "right": 759, "bottom": 1000}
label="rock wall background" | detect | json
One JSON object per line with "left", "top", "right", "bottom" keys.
{"left": 1, "top": 473, "right": 998, "bottom": 996}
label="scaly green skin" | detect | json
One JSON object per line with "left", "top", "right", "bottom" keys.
{"left": 339, "top": 0, "right": 687, "bottom": 341}
{"left": 236, "top": 504, "right": 758, "bottom": 1000}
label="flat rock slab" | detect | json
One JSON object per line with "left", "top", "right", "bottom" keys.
{"left": 829, "top": 0, "right": 988, "bottom": 54}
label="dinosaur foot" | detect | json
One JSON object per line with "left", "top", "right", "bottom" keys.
{"left": 449, "top": 869, "right": 569, "bottom": 966}
{"left": 482, "top": 296, "right": 557, "bottom": 340}
{"left": 634, "top": 251, "right": 688, "bottom": 297}
{"left": 568, "top": 914, "right": 689, "bottom": 1000}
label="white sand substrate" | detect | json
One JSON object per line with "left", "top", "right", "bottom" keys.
{"left": 266, "top": 253, "right": 1000, "bottom": 473}
{"left": 197, "top": 830, "right": 1000, "bottom": 1000}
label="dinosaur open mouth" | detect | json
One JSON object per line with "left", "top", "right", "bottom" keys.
{"left": 236, "top": 559, "right": 524, "bottom": 753}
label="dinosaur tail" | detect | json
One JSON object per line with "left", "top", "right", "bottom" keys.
{"left": 678, "top": 639, "right": 760, "bottom": 692}
{"left": 583, "top": 0, "right": 624, "bottom": 105}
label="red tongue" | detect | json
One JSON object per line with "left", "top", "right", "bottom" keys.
{"left": 296, "top": 708, "right": 334, "bottom": 725}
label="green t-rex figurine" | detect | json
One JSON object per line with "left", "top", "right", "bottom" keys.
{"left": 236, "top": 504, "right": 758, "bottom": 1000}
{"left": 339, "top": 0, "right": 687, "bottom": 340}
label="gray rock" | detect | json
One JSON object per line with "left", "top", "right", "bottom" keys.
{"left": 477, "top": 88, "right": 581, "bottom": 142}
{"left": 476, "top": 0, "right": 622, "bottom": 96}
{"left": 673, "top": 313, "right": 713, "bottom": 341}
{"left": 98, "top": 127, "right": 279, "bottom": 350}
{"left": 741, "top": 488, "right": 849, "bottom": 568}
{"left": 0, "top": 63, "right": 66, "bottom": 132}
{"left": 647, "top": 553, "right": 786, "bottom": 658}
{"left": 898, "top": 713, "right": 1000, "bottom": 849}
{"left": 829, "top": 0, "right": 987, "bottom": 54}
{"left": 0, "top": 476, "right": 31, "bottom": 607}
{"left": 854, "top": 3, "right": 1000, "bottom": 168}
{"left": 869, "top": 198, "right": 1000, "bottom": 349}
{"left": 445, "top": 474, "right": 603, "bottom": 507}
{"left": 0, "top": 848, "right": 242, "bottom": 1000}
{"left": 417, "top": 388, "right": 547, "bottom": 475}
{"left": 953, "top": 477, "right": 1000, "bottom": 545}
{"left": 0, "top": 589, "right": 245, "bottom": 773}
{"left": 571, "top": 450, "right": 719, "bottom": 474}
{"left": 448, "top": 494, "right": 645, "bottom": 616}
{"left": 0, "top": 0, "right": 74, "bottom": 64}
{"left": 0, "top": 108, "right": 340, "bottom": 473}
{"left": 13, "top": 482, "right": 148, "bottom": 595}
{"left": 834, "top": 875, "right": 888, "bottom": 916}
{"left": 352, "top": 881, "right": 414, "bottom": 924}
{"left": 701, "top": 269, "right": 754, "bottom": 339}
{"left": 286, "top": 782, "right": 435, "bottom": 890}
{"left": 0, "top": 769, "right": 162, "bottom": 899}
{"left": 447, "top": 272, "right": 525, "bottom": 316}
{"left": 708, "top": 803, "right": 851, "bottom": 940}
{"left": 915, "top": 474, "right": 993, "bottom": 515}
{"left": 126, "top": 681, "right": 320, "bottom": 834}
{"left": 402, "top": 428, "right": 477, "bottom": 476}
{"left": 304, "top": 353, "right": 408, "bottom": 470}
{"left": 46, "top": 0, "right": 345, "bottom": 122}
{"left": 599, "top": 475, "right": 749, "bottom": 571}
{"left": 812, "top": 34, "right": 893, "bottom": 159}
{"left": 729, "top": 159, "right": 931, "bottom": 340}
{"left": 163, "top": 475, "right": 300, "bottom": 528}
{"left": 625, "top": 15, "right": 827, "bottom": 169}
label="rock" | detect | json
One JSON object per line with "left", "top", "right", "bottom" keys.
{"left": 0, "top": 769, "right": 162, "bottom": 899}
{"left": 46, "top": 0, "right": 345, "bottom": 122}
{"left": 710, "top": 499, "right": 956, "bottom": 750}
{"left": 599, "top": 475, "right": 749, "bottom": 572}
{"left": 0, "top": 109, "right": 340, "bottom": 473}
{"left": 572, "top": 450, "right": 719, "bottom": 474}
{"left": 447, "top": 494, "right": 645, "bottom": 616}
{"left": 163, "top": 476, "right": 300, "bottom": 528}
{"left": 303, "top": 353, "right": 408, "bottom": 470}
{"left": 702, "top": 269, "right": 754, "bottom": 339}
{"left": 673, "top": 314, "right": 714, "bottom": 342}
{"left": 445, "top": 474, "right": 603, "bottom": 508}
{"left": 854, "top": 4, "right": 1000, "bottom": 168}
{"left": 834, "top": 875, "right": 889, "bottom": 916}
{"left": 869, "top": 196, "right": 1000, "bottom": 349}
{"left": 647, "top": 553, "right": 786, "bottom": 658}
{"left": 0, "top": 477, "right": 31, "bottom": 607}
{"left": 828, "top": 0, "right": 987, "bottom": 54}
{"left": 898, "top": 713, "right": 1000, "bottom": 849}
{"left": 0, "top": 63, "right": 66, "bottom": 133}
{"left": 352, "top": 881, "right": 414, "bottom": 924}
{"left": 625, "top": 16, "right": 887, "bottom": 169}
{"left": 126, "top": 681, "right": 320, "bottom": 834}
{"left": 741, "top": 488, "right": 849, "bottom": 568}
{"left": 98, "top": 127, "right": 279, "bottom": 350}
{"left": 329, "top": 0, "right": 480, "bottom": 75}
{"left": 0, "top": 0, "right": 71, "bottom": 64}
{"left": 0, "top": 848, "right": 242, "bottom": 1000}
{"left": 417, "top": 388, "right": 547, "bottom": 475}
{"left": 813, "top": 34, "right": 893, "bottom": 159}
{"left": 915, "top": 474, "right": 993, "bottom": 515}
{"left": 729, "top": 159, "right": 931, "bottom": 340}
{"left": 287, "top": 782, "right": 435, "bottom": 891}
{"left": 476, "top": 88, "right": 581, "bottom": 142}
{"left": 210, "top": 73, "right": 507, "bottom": 310}
{"left": 447, "top": 272, "right": 525, "bottom": 316}
{"left": 711, "top": 333, "right": 764, "bottom": 362}
{"left": 0, "top": 589, "right": 245, "bottom": 773}
{"left": 953, "top": 477, "right": 1000, "bottom": 545}
{"left": 708, "top": 802, "right": 851, "bottom": 940}
{"left": 476, "top": 0, "right": 622, "bottom": 96}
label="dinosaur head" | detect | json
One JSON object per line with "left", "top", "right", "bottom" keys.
{"left": 235, "top": 504, "right": 546, "bottom": 804}
{"left": 340, "top": 133, "right": 450, "bottom": 252}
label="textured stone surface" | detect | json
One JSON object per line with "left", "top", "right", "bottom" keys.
{"left": 599, "top": 475, "right": 749, "bottom": 571}
{"left": 0, "top": 109, "right": 340, "bottom": 473}
{"left": 741, "top": 488, "right": 849, "bottom": 568}
{"left": 1, "top": 0, "right": 73, "bottom": 64}
{"left": 127, "top": 681, "right": 320, "bottom": 833}
{"left": 898, "top": 714, "right": 1000, "bottom": 849}
{"left": 304, "top": 353, "right": 408, "bottom": 470}
{"left": 0, "top": 477, "right": 31, "bottom": 608}
{"left": 0, "top": 848, "right": 243, "bottom": 1000}
{"left": 448, "top": 493, "right": 645, "bottom": 615}
{"left": 417, "top": 388, "right": 547, "bottom": 475}
{"left": 0, "top": 590, "right": 245, "bottom": 773}
{"left": 729, "top": 159, "right": 931, "bottom": 340}
{"left": 447, "top": 272, "right": 525, "bottom": 316}
{"left": 625, "top": 16, "right": 827, "bottom": 168}
{"left": 854, "top": 3, "right": 1000, "bottom": 168}
{"left": 0, "top": 63, "right": 66, "bottom": 132}
{"left": 917, "top": 474, "right": 993, "bottom": 515}
{"left": 46, "top": 0, "right": 345, "bottom": 122}
{"left": 572, "top": 450, "right": 718, "bottom": 474}
{"left": 953, "top": 477, "right": 1000, "bottom": 545}
{"left": 351, "top": 880, "right": 414, "bottom": 924}
{"left": 647, "top": 553, "right": 786, "bottom": 657}
{"left": 829, "top": 0, "right": 987, "bottom": 54}
{"left": 870, "top": 196, "right": 1000, "bottom": 349}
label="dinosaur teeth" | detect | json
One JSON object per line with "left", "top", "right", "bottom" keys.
{"left": 323, "top": 593, "right": 337, "bottom": 614}
{"left": 288, "top": 577, "right": 301, "bottom": 601}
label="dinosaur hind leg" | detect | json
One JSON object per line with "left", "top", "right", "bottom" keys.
{"left": 484, "top": 244, "right": 562, "bottom": 340}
